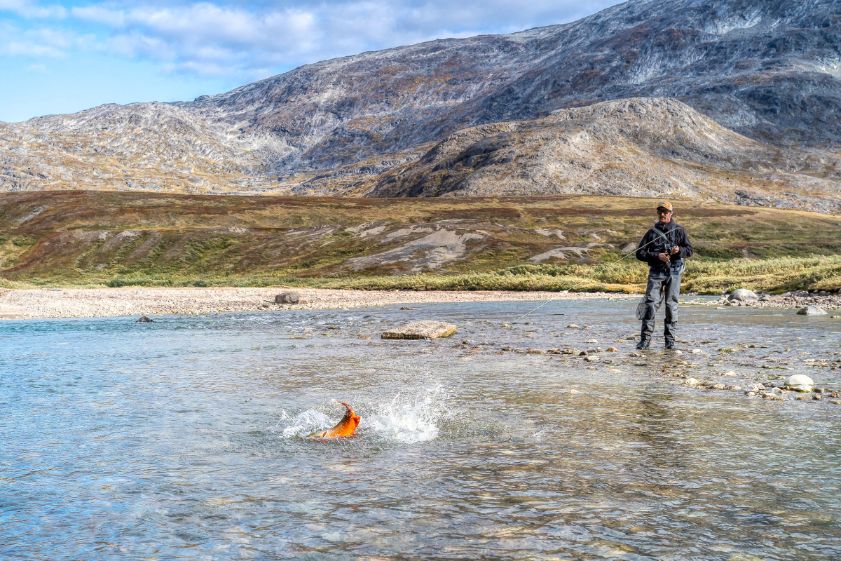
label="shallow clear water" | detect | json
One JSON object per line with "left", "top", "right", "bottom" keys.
{"left": 1, "top": 299, "right": 840, "bottom": 560}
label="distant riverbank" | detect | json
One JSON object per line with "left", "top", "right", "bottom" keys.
{"left": 0, "top": 287, "right": 636, "bottom": 320}
{"left": 2, "top": 193, "right": 839, "bottom": 296}
{"left": 1, "top": 287, "right": 838, "bottom": 321}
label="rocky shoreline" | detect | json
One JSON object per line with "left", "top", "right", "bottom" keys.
{"left": 1, "top": 287, "right": 838, "bottom": 321}
{"left": 688, "top": 290, "right": 841, "bottom": 313}
{"left": 0, "top": 287, "right": 632, "bottom": 320}
{"left": 487, "top": 342, "right": 841, "bottom": 405}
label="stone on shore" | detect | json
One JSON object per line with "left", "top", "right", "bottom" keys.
{"left": 275, "top": 291, "right": 302, "bottom": 304}
{"left": 796, "top": 305, "right": 828, "bottom": 316}
{"left": 728, "top": 289, "right": 758, "bottom": 302}
{"left": 785, "top": 374, "right": 815, "bottom": 392}
{"left": 382, "top": 320, "right": 457, "bottom": 340}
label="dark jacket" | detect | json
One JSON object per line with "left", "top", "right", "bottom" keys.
{"left": 635, "top": 220, "right": 693, "bottom": 273}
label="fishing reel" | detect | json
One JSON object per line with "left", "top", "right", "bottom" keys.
{"left": 657, "top": 243, "right": 672, "bottom": 262}
{"left": 662, "top": 244, "right": 680, "bottom": 261}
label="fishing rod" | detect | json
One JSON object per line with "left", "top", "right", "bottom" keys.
{"left": 621, "top": 223, "right": 682, "bottom": 260}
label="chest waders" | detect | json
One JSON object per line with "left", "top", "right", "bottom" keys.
{"left": 638, "top": 226, "right": 684, "bottom": 348}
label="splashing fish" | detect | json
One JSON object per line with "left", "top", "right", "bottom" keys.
{"left": 308, "top": 402, "right": 361, "bottom": 439}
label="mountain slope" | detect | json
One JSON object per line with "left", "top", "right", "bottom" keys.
{"left": 0, "top": 103, "right": 283, "bottom": 193}
{"left": 0, "top": 0, "right": 839, "bottom": 210}
{"left": 459, "top": 0, "right": 841, "bottom": 147}
{"left": 187, "top": 0, "right": 841, "bottom": 173}
{"left": 371, "top": 98, "right": 841, "bottom": 213}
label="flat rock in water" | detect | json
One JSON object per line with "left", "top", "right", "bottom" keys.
{"left": 797, "top": 305, "right": 828, "bottom": 316}
{"left": 381, "top": 320, "right": 457, "bottom": 340}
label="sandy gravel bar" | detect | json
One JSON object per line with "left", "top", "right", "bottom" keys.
{"left": 0, "top": 287, "right": 633, "bottom": 320}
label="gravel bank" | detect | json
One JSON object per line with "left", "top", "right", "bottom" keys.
{"left": 689, "top": 292, "right": 841, "bottom": 311}
{"left": 0, "top": 287, "right": 633, "bottom": 320}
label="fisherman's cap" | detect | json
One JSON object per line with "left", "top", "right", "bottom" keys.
{"left": 656, "top": 200, "right": 673, "bottom": 212}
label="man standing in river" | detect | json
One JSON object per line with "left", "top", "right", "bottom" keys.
{"left": 635, "top": 201, "right": 693, "bottom": 350}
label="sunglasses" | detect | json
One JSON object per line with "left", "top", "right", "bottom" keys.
{"left": 657, "top": 209, "right": 672, "bottom": 214}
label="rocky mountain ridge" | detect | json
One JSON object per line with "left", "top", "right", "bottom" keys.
{"left": 0, "top": 0, "right": 839, "bottom": 211}
{"left": 371, "top": 98, "right": 840, "bottom": 213}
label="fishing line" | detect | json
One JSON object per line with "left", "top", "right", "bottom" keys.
{"left": 511, "top": 237, "right": 647, "bottom": 322}
{"left": 512, "top": 226, "right": 680, "bottom": 322}
{"left": 511, "top": 297, "right": 558, "bottom": 323}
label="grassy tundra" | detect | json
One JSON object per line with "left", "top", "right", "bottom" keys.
{"left": 1, "top": 191, "right": 839, "bottom": 293}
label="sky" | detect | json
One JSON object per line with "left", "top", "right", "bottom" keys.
{"left": 0, "top": 0, "right": 624, "bottom": 122}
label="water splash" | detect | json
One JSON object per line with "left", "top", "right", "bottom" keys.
{"left": 277, "top": 385, "right": 450, "bottom": 443}
{"left": 278, "top": 408, "right": 333, "bottom": 438}
{"left": 366, "top": 384, "right": 450, "bottom": 443}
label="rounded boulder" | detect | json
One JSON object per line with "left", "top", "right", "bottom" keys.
{"left": 728, "top": 289, "right": 758, "bottom": 302}
{"left": 785, "top": 374, "right": 814, "bottom": 392}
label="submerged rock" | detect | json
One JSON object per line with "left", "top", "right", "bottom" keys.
{"left": 136, "top": 315, "right": 153, "bottom": 323}
{"left": 382, "top": 320, "right": 457, "bottom": 340}
{"left": 797, "top": 305, "right": 828, "bottom": 316}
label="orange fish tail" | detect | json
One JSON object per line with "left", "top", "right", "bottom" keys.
{"left": 311, "top": 402, "right": 361, "bottom": 439}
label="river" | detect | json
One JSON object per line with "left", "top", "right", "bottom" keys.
{"left": 1, "top": 299, "right": 839, "bottom": 560}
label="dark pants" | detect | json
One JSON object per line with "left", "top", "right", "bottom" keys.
{"left": 640, "top": 265, "right": 682, "bottom": 343}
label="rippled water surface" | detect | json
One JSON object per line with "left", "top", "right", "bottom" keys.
{"left": 2, "top": 299, "right": 840, "bottom": 560}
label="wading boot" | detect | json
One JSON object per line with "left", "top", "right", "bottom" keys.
{"left": 636, "top": 338, "right": 650, "bottom": 350}
{"left": 665, "top": 340, "right": 675, "bottom": 350}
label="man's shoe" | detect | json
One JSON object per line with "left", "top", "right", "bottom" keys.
{"left": 636, "top": 339, "right": 650, "bottom": 350}
{"left": 665, "top": 340, "right": 675, "bottom": 350}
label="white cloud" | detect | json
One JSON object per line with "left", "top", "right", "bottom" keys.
{"left": 0, "top": 23, "right": 81, "bottom": 58}
{"left": 163, "top": 59, "right": 234, "bottom": 77}
{"left": 70, "top": 5, "right": 126, "bottom": 27}
{"left": 107, "top": 31, "right": 174, "bottom": 60}
{"left": 5, "top": 40, "right": 62, "bottom": 57}
{"left": 4, "top": 0, "right": 624, "bottom": 78}
{"left": 0, "top": 0, "right": 65, "bottom": 19}
{"left": 128, "top": 4, "right": 256, "bottom": 43}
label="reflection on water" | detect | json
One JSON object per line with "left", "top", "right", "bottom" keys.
{"left": 1, "top": 300, "right": 839, "bottom": 560}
